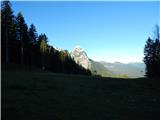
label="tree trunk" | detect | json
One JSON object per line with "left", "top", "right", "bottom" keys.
{"left": 5, "top": 27, "right": 9, "bottom": 63}
{"left": 21, "top": 47, "right": 24, "bottom": 65}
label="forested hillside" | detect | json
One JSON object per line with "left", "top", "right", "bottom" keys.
{"left": 1, "top": 1, "right": 91, "bottom": 75}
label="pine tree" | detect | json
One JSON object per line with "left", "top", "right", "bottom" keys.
{"left": 16, "top": 12, "right": 30, "bottom": 65}
{"left": 29, "top": 24, "right": 38, "bottom": 45}
{"left": 28, "top": 24, "right": 38, "bottom": 66}
{"left": 38, "top": 34, "right": 48, "bottom": 70}
{"left": 144, "top": 25, "right": 160, "bottom": 78}
{"left": 1, "top": 1, "right": 17, "bottom": 63}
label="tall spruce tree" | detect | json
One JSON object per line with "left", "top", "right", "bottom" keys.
{"left": 38, "top": 34, "right": 48, "bottom": 70}
{"left": 144, "top": 25, "right": 160, "bottom": 77}
{"left": 1, "top": 1, "right": 17, "bottom": 63}
{"left": 28, "top": 24, "right": 38, "bottom": 66}
{"left": 16, "top": 12, "right": 30, "bottom": 65}
{"left": 29, "top": 24, "right": 38, "bottom": 45}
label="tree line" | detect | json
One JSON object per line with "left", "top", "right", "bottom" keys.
{"left": 144, "top": 25, "right": 160, "bottom": 78}
{"left": 1, "top": 1, "right": 91, "bottom": 75}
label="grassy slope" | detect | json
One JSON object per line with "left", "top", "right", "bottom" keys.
{"left": 2, "top": 70, "right": 160, "bottom": 120}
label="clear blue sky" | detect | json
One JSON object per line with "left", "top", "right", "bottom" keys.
{"left": 11, "top": 1, "right": 159, "bottom": 63}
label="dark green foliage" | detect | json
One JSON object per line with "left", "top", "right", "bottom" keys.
{"left": 16, "top": 12, "right": 31, "bottom": 65}
{"left": 29, "top": 24, "right": 38, "bottom": 45}
{"left": 1, "top": 1, "right": 17, "bottom": 63}
{"left": 144, "top": 25, "right": 160, "bottom": 78}
{"left": 28, "top": 24, "right": 38, "bottom": 67}
{"left": 1, "top": 1, "right": 91, "bottom": 75}
{"left": 37, "top": 34, "right": 48, "bottom": 70}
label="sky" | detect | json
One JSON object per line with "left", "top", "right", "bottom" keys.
{"left": 11, "top": 1, "right": 160, "bottom": 63}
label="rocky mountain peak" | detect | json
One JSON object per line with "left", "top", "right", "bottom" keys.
{"left": 71, "top": 45, "right": 91, "bottom": 70}
{"left": 73, "top": 45, "right": 84, "bottom": 52}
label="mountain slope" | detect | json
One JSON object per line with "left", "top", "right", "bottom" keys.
{"left": 90, "top": 59, "right": 115, "bottom": 77}
{"left": 100, "top": 61, "right": 145, "bottom": 78}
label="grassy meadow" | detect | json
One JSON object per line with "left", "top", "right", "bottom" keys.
{"left": 2, "top": 70, "right": 160, "bottom": 120}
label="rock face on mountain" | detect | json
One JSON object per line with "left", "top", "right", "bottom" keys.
{"left": 71, "top": 46, "right": 91, "bottom": 70}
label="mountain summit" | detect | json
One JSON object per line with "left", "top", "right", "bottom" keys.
{"left": 71, "top": 46, "right": 91, "bottom": 70}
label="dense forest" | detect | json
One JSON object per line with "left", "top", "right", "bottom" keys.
{"left": 1, "top": 1, "right": 91, "bottom": 75}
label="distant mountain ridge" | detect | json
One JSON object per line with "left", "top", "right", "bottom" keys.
{"left": 100, "top": 61, "right": 145, "bottom": 78}
{"left": 89, "top": 59, "right": 116, "bottom": 77}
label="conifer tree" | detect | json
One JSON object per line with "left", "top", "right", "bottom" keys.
{"left": 29, "top": 24, "right": 38, "bottom": 45}
{"left": 144, "top": 25, "right": 160, "bottom": 77}
{"left": 16, "top": 12, "right": 30, "bottom": 65}
{"left": 38, "top": 34, "right": 48, "bottom": 70}
{"left": 1, "top": 1, "right": 17, "bottom": 63}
